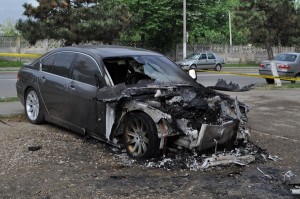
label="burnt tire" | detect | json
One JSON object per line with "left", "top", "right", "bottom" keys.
{"left": 214, "top": 64, "right": 222, "bottom": 71}
{"left": 266, "top": 78, "right": 275, "bottom": 84}
{"left": 25, "top": 88, "right": 45, "bottom": 124}
{"left": 123, "top": 112, "right": 159, "bottom": 159}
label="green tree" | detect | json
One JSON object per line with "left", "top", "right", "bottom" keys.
{"left": 187, "top": 0, "right": 241, "bottom": 45}
{"left": 235, "top": 0, "right": 300, "bottom": 59}
{"left": 16, "top": 0, "right": 130, "bottom": 45}
{"left": 0, "top": 18, "right": 20, "bottom": 36}
{"left": 120, "top": 0, "right": 241, "bottom": 52}
{"left": 120, "top": 0, "right": 183, "bottom": 52}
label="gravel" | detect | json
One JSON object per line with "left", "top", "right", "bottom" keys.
{"left": 1, "top": 89, "right": 299, "bottom": 198}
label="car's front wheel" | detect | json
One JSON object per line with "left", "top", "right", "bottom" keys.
{"left": 25, "top": 88, "right": 45, "bottom": 124}
{"left": 123, "top": 112, "right": 159, "bottom": 159}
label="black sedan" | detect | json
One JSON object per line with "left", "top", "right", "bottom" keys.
{"left": 16, "top": 45, "right": 249, "bottom": 159}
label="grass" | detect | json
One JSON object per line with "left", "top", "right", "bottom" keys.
{"left": 0, "top": 59, "right": 23, "bottom": 67}
{"left": 0, "top": 97, "right": 19, "bottom": 103}
{"left": 256, "top": 82, "right": 300, "bottom": 89}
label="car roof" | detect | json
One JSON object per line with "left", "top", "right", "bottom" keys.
{"left": 49, "top": 45, "right": 162, "bottom": 58}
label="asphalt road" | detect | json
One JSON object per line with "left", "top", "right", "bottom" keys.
{"left": 0, "top": 68, "right": 267, "bottom": 98}
{"left": 197, "top": 71, "right": 266, "bottom": 87}
{"left": 0, "top": 71, "right": 18, "bottom": 98}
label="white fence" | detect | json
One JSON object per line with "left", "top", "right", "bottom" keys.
{"left": 0, "top": 36, "right": 296, "bottom": 63}
{"left": 175, "top": 44, "right": 296, "bottom": 63}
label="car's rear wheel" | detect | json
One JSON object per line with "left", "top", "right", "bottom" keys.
{"left": 291, "top": 74, "right": 300, "bottom": 84}
{"left": 266, "top": 78, "right": 275, "bottom": 84}
{"left": 214, "top": 64, "right": 222, "bottom": 71}
{"left": 123, "top": 112, "right": 159, "bottom": 159}
{"left": 25, "top": 88, "right": 44, "bottom": 124}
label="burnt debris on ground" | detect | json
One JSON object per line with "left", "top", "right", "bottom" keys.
{"left": 109, "top": 140, "right": 268, "bottom": 171}
{"left": 208, "top": 79, "right": 255, "bottom": 92}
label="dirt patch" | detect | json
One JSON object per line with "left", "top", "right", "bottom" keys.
{"left": 1, "top": 89, "right": 299, "bottom": 198}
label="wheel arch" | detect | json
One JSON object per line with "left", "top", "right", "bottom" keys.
{"left": 113, "top": 110, "right": 158, "bottom": 139}
{"left": 24, "top": 86, "right": 35, "bottom": 102}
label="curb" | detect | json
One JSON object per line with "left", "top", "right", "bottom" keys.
{"left": 0, "top": 102, "right": 24, "bottom": 117}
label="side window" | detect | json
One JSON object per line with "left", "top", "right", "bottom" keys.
{"left": 200, "top": 53, "right": 207, "bottom": 60}
{"left": 207, "top": 53, "right": 216, "bottom": 59}
{"left": 52, "top": 53, "right": 75, "bottom": 78}
{"left": 72, "top": 54, "right": 101, "bottom": 86}
{"left": 42, "top": 55, "right": 55, "bottom": 72}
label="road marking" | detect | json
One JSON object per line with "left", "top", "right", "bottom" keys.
{"left": 197, "top": 74, "right": 231, "bottom": 76}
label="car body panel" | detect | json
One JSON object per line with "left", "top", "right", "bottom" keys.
{"left": 259, "top": 53, "right": 300, "bottom": 78}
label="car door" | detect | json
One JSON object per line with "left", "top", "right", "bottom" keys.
{"left": 38, "top": 52, "right": 75, "bottom": 120}
{"left": 197, "top": 53, "right": 209, "bottom": 69}
{"left": 207, "top": 53, "right": 217, "bottom": 69}
{"left": 66, "top": 53, "right": 107, "bottom": 139}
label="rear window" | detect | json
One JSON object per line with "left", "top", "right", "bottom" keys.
{"left": 275, "top": 54, "right": 297, "bottom": 62}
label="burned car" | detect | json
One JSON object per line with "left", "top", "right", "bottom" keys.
{"left": 16, "top": 46, "right": 249, "bottom": 159}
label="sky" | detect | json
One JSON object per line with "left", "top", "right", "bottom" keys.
{"left": 0, "top": 0, "right": 38, "bottom": 24}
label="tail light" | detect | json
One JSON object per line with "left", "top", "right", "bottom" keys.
{"left": 259, "top": 64, "right": 265, "bottom": 68}
{"left": 278, "top": 64, "right": 291, "bottom": 70}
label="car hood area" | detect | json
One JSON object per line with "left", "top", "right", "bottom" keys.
{"left": 176, "top": 59, "right": 195, "bottom": 66}
{"left": 97, "top": 83, "right": 249, "bottom": 153}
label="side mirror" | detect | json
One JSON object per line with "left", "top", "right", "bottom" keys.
{"left": 188, "top": 69, "right": 197, "bottom": 80}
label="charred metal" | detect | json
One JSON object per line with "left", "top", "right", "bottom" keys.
{"left": 97, "top": 83, "right": 250, "bottom": 157}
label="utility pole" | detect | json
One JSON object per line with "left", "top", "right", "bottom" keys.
{"left": 183, "top": 0, "right": 187, "bottom": 59}
{"left": 229, "top": 11, "right": 232, "bottom": 46}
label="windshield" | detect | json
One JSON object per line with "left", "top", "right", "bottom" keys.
{"left": 103, "top": 55, "right": 197, "bottom": 86}
{"left": 275, "top": 54, "right": 297, "bottom": 62}
{"left": 185, "top": 53, "right": 200, "bottom": 60}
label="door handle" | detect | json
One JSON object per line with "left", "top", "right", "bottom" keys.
{"left": 68, "top": 85, "right": 75, "bottom": 91}
{"left": 39, "top": 76, "right": 46, "bottom": 83}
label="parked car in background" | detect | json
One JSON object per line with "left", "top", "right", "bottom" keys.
{"left": 16, "top": 46, "right": 249, "bottom": 160}
{"left": 259, "top": 53, "right": 300, "bottom": 84}
{"left": 176, "top": 52, "right": 225, "bottom": 71}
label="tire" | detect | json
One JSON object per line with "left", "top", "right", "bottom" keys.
{"left": 190, "top": 64, "right": 196, "bottom": 70}
{"left": 123, "top": 112, "right": 159, "bottom": 159}
{"left": 214, "top": 64, "right": 222, "bottom": 71}
{"left": 266, "top": 78, "right": 275, "bottom": 84}
{"left": 25, "top": 88, "right": 45, "bottom": 124}
{"left": 291, "top": 74, "right": 300, "bottom": 84}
